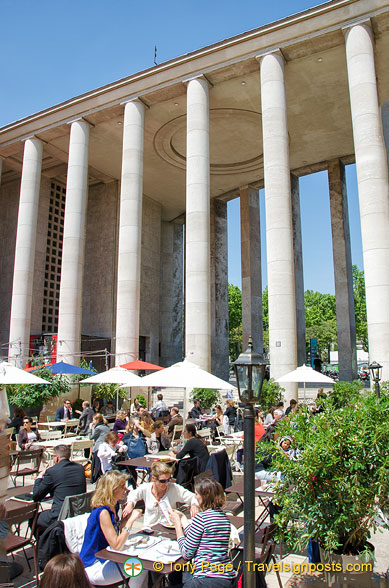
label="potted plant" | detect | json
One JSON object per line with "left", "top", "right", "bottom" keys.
{"left": 263, "top": 387, "right": 388, "bottom": 578}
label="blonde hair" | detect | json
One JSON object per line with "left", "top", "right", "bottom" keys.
{"left": 226, "top": 399, "right": 235, "bottom": 407}
{"left": 116, "top": 410, "right": 127, "bottom": 420}
{"left": 151, "top": 461, "right": 173, "bottom": 479}
{"left": 91, "top": 470, "right": 128, "bottom": 509}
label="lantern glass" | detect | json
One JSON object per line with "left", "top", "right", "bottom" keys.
{"left": 368, "top": 361, "right": 382, "bottom": 383}
{"left": 233, "top": 337, "right": 267, "bottom": 405}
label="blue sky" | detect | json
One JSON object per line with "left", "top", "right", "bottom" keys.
{"left": 1, "top": 0, "right": 363, "bottom": 294}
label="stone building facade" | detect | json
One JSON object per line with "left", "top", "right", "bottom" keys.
{"left": 1, "top": 0, "right": 388, "bottom": 399}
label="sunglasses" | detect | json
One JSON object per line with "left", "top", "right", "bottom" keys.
{"left": 23, "top": 421, "right": 30, "bottom": 424}
{"left": 157, "top": 478, "right": 171, "bottom": 484}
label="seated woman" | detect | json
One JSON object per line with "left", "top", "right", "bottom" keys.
{"left": 147, "top": 420, "right": 171, "bottom": 454}
{"left": 123, "top": 461, "right": 198, "bottom": 526}
{"left": 79, "top": 471, "right": 147, "bottom": 587}
{"left": 97, "top": 431, "right": 127, "bottom": 474}
{"left": 170, "top": 477, "right": 235, "bottom": 587}
{"left": 169, "top": 423, "right": 209, "bottom": 472}
{"left": 18, "top": 417, "right": 41, "bottom": 450}
{"left": 112, "top": 410, "right": 128, "bottom": 434}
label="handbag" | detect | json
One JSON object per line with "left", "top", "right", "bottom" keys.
{"left": 83, "top": 463, "right": 92, "bottom": 479}
{"left": 123, "top": 428, "right": 147, "bottom": 459}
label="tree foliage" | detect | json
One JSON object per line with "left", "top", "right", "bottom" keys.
{"left": 228, "top": 284, "right": 242, "bottom": 361}
{"left": 353, "top": 265, "right": 368, "bottom": 351}
{"left": 190, "top": 388, "right": 221, "bottom": 410}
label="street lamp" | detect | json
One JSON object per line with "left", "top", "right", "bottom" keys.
{"left": 233, "top": 337, "right": 267, "bottom": 588}
{"left": 368, "top": 361, "right": 382, "bottom": 399}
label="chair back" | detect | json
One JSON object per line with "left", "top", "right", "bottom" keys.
{"left": 197, "top": 428, "right": 212, "bottom": 443}
{"left": 6, "top": 501, "right": 39, "bottom": 536}
{"left": 174, "top": 456, "right": 201, "bottom": 491}
{"left": 15, "top": 448, "right": 43, "bottom": 471}
{"left": 57, "top": 490, "right": 95, "bottom": 521}
{"left": 172, "top": 424, "right": 183, "bottom": 440}
{"left": 46, "top": 415, "right": 56, "bottom": 422}
{"left": 5, "top": 427, "right": 14, "bottom": 437}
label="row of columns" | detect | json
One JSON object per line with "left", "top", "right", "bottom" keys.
{"left": 7, "top": 22, "right": 389, "bottom": 389}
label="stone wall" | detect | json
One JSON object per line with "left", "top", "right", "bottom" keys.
{"left": 82, "top": 181, "right": 119, "bottom": 342}
{"left": 139, "top": 196, "right": 161, "bottom": 364}
{"left": 0, "top": 179, "right": 20, "bottom": 355}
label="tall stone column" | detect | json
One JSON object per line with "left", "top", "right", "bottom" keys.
{"left": 210, "top": 199, "right": 229, "bottom": 380}
{"left": 115, "top": 100, "right": 145, "bottom": 365}
{"left": 382, "top": 102, "right": 389, "bottom": 174}
{"left": 328, "top": 159, "right": 357, "bottom": 381}
{"left": 239, "top": 186, "right": 263, "bottom": 352}
{"left": 57, "top": 120, "right": 90, "bottom": 365}
{"left": 185, "top": 76, "right": 211, "bottom": 371}
{"left": 260, "top": 52, "right": 297, "bottom": 401}
{"left": 8, "top": 137, "right": 43, "bottom": 367}
{"left": 0, "top": 157, "right": 2, "bottom": 187}
{"left": 159, "top": 222, "right": 183, "bottom": 367}
{"left": 291, "top": 174, "right": 306, "bottom": 366}
{"left": 345, "top": 23, "right": 389, "bottom": 380}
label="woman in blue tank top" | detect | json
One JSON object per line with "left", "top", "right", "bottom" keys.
{"left": 79, "top": 471, "right": 147, "bottom": 586}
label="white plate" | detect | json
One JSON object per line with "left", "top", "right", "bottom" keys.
{"left": 160, "top": 522, "right": 175, "bottom": 529}
{"left": 155, "top": 541, "right": 181, "bottom": 556}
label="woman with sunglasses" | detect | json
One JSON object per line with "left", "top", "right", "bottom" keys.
{"left": 123, "top": 462, "right": 199, "bottom": 526}
{"left": 18, "top": 417, "right": 41, "bottom": 450}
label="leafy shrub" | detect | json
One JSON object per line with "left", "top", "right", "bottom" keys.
{"left": 327, "top": 379, "right": 363, "bottom": 409}
{"left": 264, "top": 388, "right": 389, "bottom": 555}
{"left": 135, "top": 394, "right": 147, "bottom": 408}
{"left": 259, "top": 378, "right": 284, "bottom": 412}
{"left": 190, "top": 388, "right": 221, "bottom": 410}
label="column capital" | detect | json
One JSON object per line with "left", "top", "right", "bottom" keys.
{"left": 120, "top": 96, "right": 149, "bottom": 109}
{"left": 22, "top": 134, "right": 42, "bottom": 143}
{"left": 342, "top": 17, "right": 373, "bottom": 38}
{"left": 255, "top": 48, "right": 286, "bottom": 64}
{"left": 182, "top": 74, "right": 213, "bottom": 88}
{"left": 66, "top": 116, "right": 94, "bottom": 128}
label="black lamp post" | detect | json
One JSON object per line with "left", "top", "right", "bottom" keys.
{"left": 233, "top": 337, "right": 267, "bottom": 588}
{"left": 368, "top": 361, "right": 382, "bottom": 399}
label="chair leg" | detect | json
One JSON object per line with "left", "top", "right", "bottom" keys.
{"left": 23, "top": 547, "right": 31, "bottom": 571}
{"left": 272, "top": 554, "right": 283, "bottom": 588}
{"left": 33, "top": 544, "right": 40, "bottom": 587}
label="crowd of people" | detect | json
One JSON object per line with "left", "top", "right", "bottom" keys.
{"left": 6, "top": 390, "right": 328, "bottom": 587}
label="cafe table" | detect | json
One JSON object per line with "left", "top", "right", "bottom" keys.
{"left": 6, "top": 484, "right": 34, "bottom": 498}
{"left": 95, "top": 530, "right": 186, "bottom": 588}
{"left": 34, "top": 435, "right": 77, "bottom": 448}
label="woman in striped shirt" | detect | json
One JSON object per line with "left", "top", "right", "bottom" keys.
{"left": 170, "top": 478, "right": 235, "bottom": 587}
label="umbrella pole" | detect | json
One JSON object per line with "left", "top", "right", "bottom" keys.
{"left": 304, "top": 381, "right": 306, "bottom": 402}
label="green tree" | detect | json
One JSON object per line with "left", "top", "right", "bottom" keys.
{"left": 353, "top": 265, "right": 368, "bottom": 351}
{"left": 304, "top": 289, "right": 337, "bottom": 356}
{"left": 262, "top": 286, "right": 269, "bottom": 351}
{"left": 228, "top": 284, "right": 242, "bottom": 361}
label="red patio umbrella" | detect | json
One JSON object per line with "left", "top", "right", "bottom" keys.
{"left": 119, "top": 359, "right": 164, "bottom": 407}
{"left": 119, "top": 360, "right": 164, "bottom": 371}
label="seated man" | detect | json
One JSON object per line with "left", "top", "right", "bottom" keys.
{"left": 167, "top": 407, "right": 183, "bottom": 440}
{"left": 101, "top": 400, "right": 115, "bottom": 416}
{"left": 189, "top": 399, "right": 202, "bottom": 419}
{"left": 32, "top": 444, "right": 86, "bottom": 531}
{"left": 55, "top": 399, "right": 73, "bottom": 421}
{"left": 77, "top": 400, "right": 95, "bottom": 435}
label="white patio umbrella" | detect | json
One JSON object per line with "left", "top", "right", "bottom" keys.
{"left": 134, "top": 359, "right": 236, "bottom": 426}
{"left": 0, "top": 361, "right": 50, "bottom": 420}
{"left": 275, "top": 364, "right": 335, "bottom": 401}
{"left": 0, "top": 362, "right": 51, "bottom": 385}
{"left": 81, "top": 367, "right": 143, "bottom": 410}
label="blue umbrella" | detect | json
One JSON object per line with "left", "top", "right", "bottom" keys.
{"left": 29, "top": 361, "right": 96, "bottom": 375}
